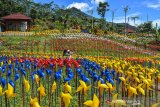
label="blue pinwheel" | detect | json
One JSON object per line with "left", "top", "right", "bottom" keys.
{"left": 20, "top": 68, "right": 26, "bottom": 76}
{"left": 9, "top": 80, "right": 15, "bottom": 87}
{"left": 54, "top": 68, "right": 62, "bottom": 80}
{"left": 2, "top": 65, "right": 6, "bottom": 73}
{"left": 1, "top": 77, "right": 6, "bottom": 88}
{"left": 7, "top": 69, "right": 12, "bottom": 77}
{"left": 64, "top": 67, "right": 74, "bottom": 82}
{"left": 76, "top": 68, "right": 82, "bottom": 74}
{"left": 9, "top": 64, "right": 12, "bottom": 69}
{"left": 14, "top": 73, "right": 20, "bottom": 81}
{"left": 46, "top": 69, "right": 52, "bottom": 75}
{"left": 37, "top": 69, "right": 45, "bottom": 78}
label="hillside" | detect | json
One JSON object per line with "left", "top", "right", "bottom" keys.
{"left": 56, "top": 7, "right": 96, "bottom": 20}
{"left": 57, "top": 7, "right": 136, "bottom": 30}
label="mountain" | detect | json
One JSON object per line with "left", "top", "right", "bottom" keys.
{"left": 55, "top": 7, "right": 136, "bottom": 31}
{"left": 55, "top": 7, "right": 98, "bottom": 21}
{"left": 65, "top": 7, "right": 92, "bottom": 19}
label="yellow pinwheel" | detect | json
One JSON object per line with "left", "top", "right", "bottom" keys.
{"left": 5, "top": 83, "right": 16, "bottom": 99}
{"left": 76, "top": 80, "right": 91, "bottom": 94}
{"left": 142, "top": 78, "right": 154, "bottom": 90}
{"left": 127, "top": 85, "right": 137, "bottom": 97}
{"left": 0, "top": 85, "right": 4, "bottom": 96}
{"left": 106, "top": 82, "right": 115, "bottom": 91}
{"left": 98, "top": 81, "right": 108, "bottom": 95}
{"left": 34, "top": 74, "right": 40, "bottom": 84}
{"left": 136, "top": 84, "right": 145, "bottom": 95}
{"left": 51, "top": 81, "right": 56, "bottom": 94}
{"left": 0, "top": 61, "right": 3, "bottom": 66}
{"left": 61, "top": 92, "right": 72, "bottom": 107}
{"left": 64, "top": 82, "right": 72, "bottom": 93}
{"left": 84, "top": 94, "right": 99, "bottom": 107}
{"left": 23, "top": 78, "right": 30, "bottom": 92}
{"left": 151, "top": 103, "right": 159, "bottom": 107}
{"left": 37, "top": 84, "right": 46, "bottom": 97}
{"left": 30, "top": 97, "right": 41, "bottom": 107}
{"left": 133, "top": 76, "right": 140, "bottom": 83}
{"left": 143, "top": 79, "right": 149, "bottom": 85}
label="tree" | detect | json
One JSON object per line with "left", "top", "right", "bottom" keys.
{"left": 131, "top": 16, "right": 139, "bottom": 26}
{"left": 97, "top": 2, "right": 109, "bottom": 29}
{"left": 124, "top": 6, "right": 129, "bottom": 36}
{"left": 137, "top": 21, "right": 153, "bottom": 35}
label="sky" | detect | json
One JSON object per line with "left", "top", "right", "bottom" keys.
{"left": 34, "top": 0, "right": 160, "bottom": 27}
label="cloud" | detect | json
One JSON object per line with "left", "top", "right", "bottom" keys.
{"left": 91, "top": 0, "right": 107, "bottom": 5}
{"left": 113, "top": 12, "right": 142, "bottom": 26}
{"left": 67, "top": 2, "right": 89, "bottom": 11}
{"left": 143, "top": 0, "right": 160, "bottom": 9}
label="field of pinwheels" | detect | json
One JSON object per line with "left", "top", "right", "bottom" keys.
{"left": 0, "top": 33, "right": 160, "bottom": 107}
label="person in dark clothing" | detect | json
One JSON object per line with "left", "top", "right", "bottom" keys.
{"left": 63, "top": 49, "right": 73, "bottom": 58}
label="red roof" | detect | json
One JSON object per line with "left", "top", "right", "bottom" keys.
{"left": 127, "top": 28, "right": 135, "bottom": 33}
{"left": 1, "top": 13, "right": 31, "bottom": 20}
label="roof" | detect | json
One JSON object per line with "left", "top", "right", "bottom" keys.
{"left": 1, "top": 13, "right": 31, "bottom": 20}
{"left": 127, "top": 28, "right": 135, "bottom": 33}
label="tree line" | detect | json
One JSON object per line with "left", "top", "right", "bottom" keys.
{"left": 0, "top": 0, "right": 160, "bottom": 36}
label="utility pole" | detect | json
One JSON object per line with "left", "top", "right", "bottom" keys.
{"left": 147, "top": 14, "right": 149, "bottom": 22}
{"left": 87, "top": 9, "right": 94, "bottom": 29}
{"left": 112, "top": 11, "right": 114, "bottom": 28}
{"left": 124, "top": 6, "right": 129, "bottom": 36}
{"left": 111, "top": 9, "right": 117, "bottom": 28}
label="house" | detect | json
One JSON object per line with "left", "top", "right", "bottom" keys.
{"left": 126, "top": 27, "right": 135, "bottom": 33}
{"left": 0, "top": 13, "right": 32, "bottom": 32}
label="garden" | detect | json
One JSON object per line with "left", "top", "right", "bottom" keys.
{"left": 0, "top": 32, "right": 160, "bottom": 107}
{"left": 1, "top": 0, "right": 160, "bottom": 107}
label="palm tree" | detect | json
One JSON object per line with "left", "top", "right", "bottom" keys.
{"left": 131, "top": 16, "right": 139, "bottom": 26}
{"left": 124, "top": 5, "right": 129, "bottom": 36}
{"left": 97, "top": 2, "right": 109, "bottom": 29}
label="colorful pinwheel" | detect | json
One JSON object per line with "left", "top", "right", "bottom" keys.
{"left": 84, "top": 94, "right": 99, "bottom": 107}
{"left": 61, "top": 92, "right": 72, "bottom": 107}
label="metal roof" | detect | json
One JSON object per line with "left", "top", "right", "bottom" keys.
{"left": 1, "top": 13, "right": 31, "bottom": 20}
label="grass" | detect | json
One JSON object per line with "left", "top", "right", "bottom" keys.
{"left": 0, "top": 35, "right": 155, "bottom": 58}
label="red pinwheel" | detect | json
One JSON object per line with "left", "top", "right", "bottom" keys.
{"left": 73, "top": 60, "right": 80, "bottom": 68}
{"left": 50, "top": 59, "right": 57, "bottom": 68}
{"left": 57, "top": 58, "right": 64, "bottom": 67}
{"left": 64, "top": 58, "right": 72, "bottom": 68}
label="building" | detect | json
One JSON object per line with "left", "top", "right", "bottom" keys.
{"left": 0, "top": 13, "right": 32, "bottom": 32}
{"left": 126, "top": 27, "right": 135, "bottom": 33}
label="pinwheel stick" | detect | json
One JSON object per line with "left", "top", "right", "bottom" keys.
{"left": 122, "top": 82, "right": 124, "bottom": 100}
{"left": 157, "top": 77, "right": 158, "bottom": 101}
{"left": 144, "top": 85, "right": 147, "bottom": 107}
{"left": 136, "top": 92, "right": 139, "bottom": 107}
{"left": 55, "top": 89, "right": 57, "bottom": 106}
{"left": 82, "top": 89, "right": 84, "bottom": 107}
{"left": 48, "top": 75, "right": 50, "bottom": 103}
{"left": 109, "top": 89, "right": 111, "bottom": 103}
{"left": 22, "top": 80, "right": 25, "bottom": 107}
{"left": 38, "top": 81, "right": 41, "bottom": 105}
{"left": 49, "top": 88, "right": 52, "bottom": 107}
{"left": 61, "top": 97, "right": 64, "bottom": 107}
{"left": 99, "top": 89, "right": 101, "bottom": 107}
{"left": 149, "top": 89, "right": 151, "bottom": 107}
{"left": 78, "top": 92, "right": 80, "bottom": 107}
{"left": 0, "top": 96, "right": 2, "bottom": 107}
{"left": 31, "top": 81, "right": 34, "bottom": 98}
{"left": 5, "top": 93, "right": 7, "bottom": 107}
{"left": 156, "top": 77, "right": 158, "bottom": 102}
